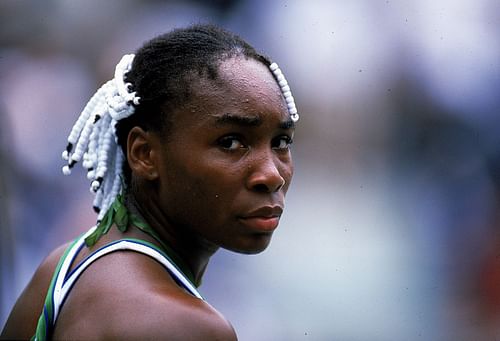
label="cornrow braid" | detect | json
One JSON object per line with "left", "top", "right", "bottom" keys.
{"left": 62, "top": 24, "right": 298, "bottom": 223}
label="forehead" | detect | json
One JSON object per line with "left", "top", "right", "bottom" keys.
{"left": 170, "top": 57, "right": 290, "bottom": 131}
{"left": 216, "top": 57, "right": 283, "bottom": 100}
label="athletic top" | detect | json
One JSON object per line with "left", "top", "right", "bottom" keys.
{"left": 32, "top": 226, "right": 203, "bottom": 341}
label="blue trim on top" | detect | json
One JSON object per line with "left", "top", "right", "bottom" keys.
{"left": 64, "top": 239, "right": 125, "bottom": 280}
{"left": 43, "top": 305, "right": 49, "bottom": 339}
{"left": 65, "top": 239, "right": 184, "bottom": 282}
{"left": 118, "top": 239, "right": 200, "bottom": 297}
{"left": 62, "top": 240, "right": 87, "bottom": 284}
{"left": 63, "top": 238, "right": 195, "bottom": 296}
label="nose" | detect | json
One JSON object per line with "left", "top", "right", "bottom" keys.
{"left": 246, "top": 153, "right": 286, "bottom": 193}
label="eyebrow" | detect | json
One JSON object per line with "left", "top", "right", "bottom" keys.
{"left": 214, "top": 113, "right": 262, "bottom": 127}
{"left": 213, "top": 113, "right": 295, "bottom": 130}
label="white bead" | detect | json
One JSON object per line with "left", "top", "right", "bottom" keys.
{"left": 278, "top": 79, "right": 288, "bottom": 87}
{"left": 281, "top": 85, "right": 290, "bottom": 93}
{"left": 87, "top": 170, "right": 96, "bottom": 179}
{"left": 289, "top": 107, "right": 298, "bottom": 115}
{"left": 91, "top": 180, "right": 100, "bottom": 192}
{"left": 108, "top": 108, "right": 119, "bottom": 120}
{"left": 283, "top": 91, "right": 292, "bottom": 98}
{"left": 269, "top": 63, "right": 279, "bottom": 71}
{"left": 273, "top": 69, "right": 283, "bottom": 77}
{"left": 62, "top": 150, "right": 69, "bottom": 160}
{"left": 276, "top": 74, "right": 285, "bottom": 82}
{"left": 285, "top": 96, "right": 295, "bottom": 104}
{"left": 62, "top": 165, "right": 71, "bottom": 175}
{"left": 291, "top": 114, "right": 299, "bottom": 122}
{"left": 113, "top": 100, "right": 128, "bottom": 112}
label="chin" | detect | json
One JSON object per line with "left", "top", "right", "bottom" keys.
{"left": 225, "top": 234, "right": 273, "bottom": 255}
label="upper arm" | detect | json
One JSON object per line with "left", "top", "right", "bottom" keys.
{"left": 1, "top": 244, "right": 69, "bottom": 339}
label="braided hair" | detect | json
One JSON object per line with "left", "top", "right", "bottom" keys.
{"left": 62, "top": 24, "right": 299, "bottom": 222}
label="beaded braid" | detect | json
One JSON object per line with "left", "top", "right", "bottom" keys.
{"left": 269, "top": 62, "right": 299, "bottom": 122}
{"left": 62, "top": 54, "right": 140, "bottom": 221}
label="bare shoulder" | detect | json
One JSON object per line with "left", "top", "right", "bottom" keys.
{"left": 1, "top": 243, "right": 70, "bottom": 339}
{"left": 109, "top": 291, "right": 238, "bottom": 340}
{"left": 53, "top": 249, "right": 237, "bottom": 340}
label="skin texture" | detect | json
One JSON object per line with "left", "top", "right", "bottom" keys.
{"left": 1, "top": 56, "right": 294, "bottom": 340}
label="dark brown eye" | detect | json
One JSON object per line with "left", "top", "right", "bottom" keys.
{"left": 218, "top": 136, "right": 246, "bottom": 151}
{"left": 272, "top": 135, "right": 293, "bottom": 150}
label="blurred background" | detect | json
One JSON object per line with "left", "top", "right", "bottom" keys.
{"left": 1, "top": 0, "right": 499, "bottom": 340}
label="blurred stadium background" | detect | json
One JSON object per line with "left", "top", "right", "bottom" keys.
{"left": 1, "top": 1, "right": 499, "bottom": 340}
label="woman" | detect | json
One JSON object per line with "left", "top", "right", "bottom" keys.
{"left": 1, "top": 24, "right": 298, "bottom": 340}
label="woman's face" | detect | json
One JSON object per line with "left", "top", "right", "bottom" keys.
{"left": 154, "top": 57, "right": 295, "bottom": 254}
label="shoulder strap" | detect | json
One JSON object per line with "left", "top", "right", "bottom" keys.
{"left": 52, "top": 227, "right": 97, "bottom": 322}
{"left": 62, "top": 238, "right": 203, "bottom": 301}
{"left": 33, "top": 226, "right": 96, "bottom": 341}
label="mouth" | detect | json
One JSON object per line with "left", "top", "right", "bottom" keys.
{"left": 239, "top": 206, "right": 283, "bottom": 232}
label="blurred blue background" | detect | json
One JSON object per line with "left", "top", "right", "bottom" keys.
{"left": 1, "top": 0, "right": 500, "bottom": 340}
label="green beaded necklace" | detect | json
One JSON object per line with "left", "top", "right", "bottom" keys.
{"left": 84, "top": 193, "right": 198, "bottom": 286}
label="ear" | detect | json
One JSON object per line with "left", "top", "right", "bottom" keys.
{"left": 127, "top": 126, "right": 160, "bottom": 181}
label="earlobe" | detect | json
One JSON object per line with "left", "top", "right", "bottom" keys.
{"left": 127, "top": 127, "right": 159, "bottom": 181}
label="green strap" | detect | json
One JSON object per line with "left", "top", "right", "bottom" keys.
{"left": 32, "top": 237, "right": 81, "bottom": 341}
{"left": 84, "top": 194, "right": 197, "bottom": 286}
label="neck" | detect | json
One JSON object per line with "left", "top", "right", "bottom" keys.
{"left": 125, "top": 190, "right": 218, "bottom": 286}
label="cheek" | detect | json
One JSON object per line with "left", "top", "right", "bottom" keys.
{"left": 286, "top": 158, "right": 294, "bottom": 178}
{"left": 189, "top": 167, "right": 242, "bottom": 212}
{"left": 161, "top": 159, "right": 240, "bottom": 221}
